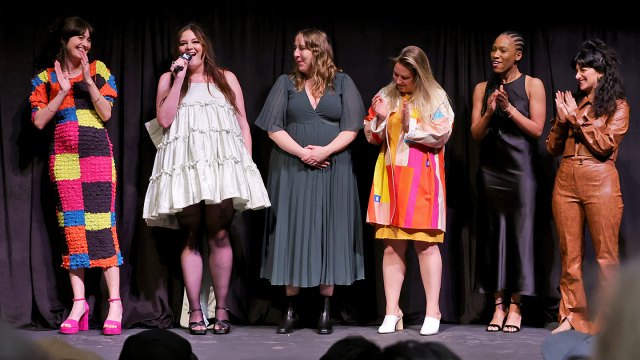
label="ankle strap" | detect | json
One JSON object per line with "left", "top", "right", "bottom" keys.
{"left": 188, "top": 309, "right": 203, "bottom": 314}
{"left": 493, "top": 301, "right": 504, "bottom": 306}
{"left": 215, "top": 307, "right": 230, "bottom": 311}
{"left": 73, "top": 298, "right": 86, "bottom": 301}
{"left": 108, "top": 298, "right": 121, "bottom": 302}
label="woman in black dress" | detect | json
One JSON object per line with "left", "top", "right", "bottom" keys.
{"left": 471, "top": 31, "right": 546, "bottom": 333}
{"left": 256, "top": 29, "right": 365, "bottom": 335}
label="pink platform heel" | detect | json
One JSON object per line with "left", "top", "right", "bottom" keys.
{"left": 103, "top": 298, "right": 123, "bottom": 335}
{"left": 60, "top": 298, "right": 89, "bottom": 334}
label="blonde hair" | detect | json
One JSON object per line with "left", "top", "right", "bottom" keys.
{"left": 382, "top": 46, "right": 449, "bottom": 121}
{"left": 290, "top": 29, "right": 341, "bottom": 97}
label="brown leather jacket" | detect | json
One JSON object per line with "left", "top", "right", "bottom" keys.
{"left": 547, "top": 98, "right": 629, "bottom": 162}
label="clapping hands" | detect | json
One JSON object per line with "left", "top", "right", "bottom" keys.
{"left": 372, "top": 94, "right": 388, "bottom": 119}
{"left": 53, "top": 61, "right": 71, "bottom": 94}
{"left": 401, "top": 99, "right": 411, "bottom": 132}
{"left": 555, "top": 91, "right": 577, "bottom": 122}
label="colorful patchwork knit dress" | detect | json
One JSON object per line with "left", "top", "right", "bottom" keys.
{"left": 29, "top": 60, "right": 122, "bottom": 269}
{"left": 364, "top": 90, "right": 454, "bottom": 242}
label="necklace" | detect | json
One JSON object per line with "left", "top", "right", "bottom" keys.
{"left": 64, "top": 65, "right": 83, "bottom": 77}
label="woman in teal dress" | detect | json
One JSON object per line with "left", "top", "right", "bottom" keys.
{"left": 256, "top": 29, "right": 365, "bottom": 335}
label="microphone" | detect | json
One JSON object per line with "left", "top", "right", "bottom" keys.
{"left": 173, "top": 52, "right": 193, "bottom": 74}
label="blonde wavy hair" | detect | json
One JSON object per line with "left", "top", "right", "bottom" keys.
{"left": 290, "top": 29, "right": 341, "bottom": 97}
{"left": 382, "top": 46, "right": 449, "bottom": 121}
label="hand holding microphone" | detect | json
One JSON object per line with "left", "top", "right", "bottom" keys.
{"left": 171, "top": 52, "right": 193, "bottom": 78}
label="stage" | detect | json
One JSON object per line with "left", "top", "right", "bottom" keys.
{"left": 18, "top": 324, "right": 551, "bottom": 359}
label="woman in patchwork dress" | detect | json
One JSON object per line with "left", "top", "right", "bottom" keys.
{"left": 30, "top": 17, "right": 123, "bottom": 335}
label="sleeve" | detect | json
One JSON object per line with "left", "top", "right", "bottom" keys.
{"left": 29, "top": 70, "right": 50, "bottom": 122}
{"left": 339, "top": 74, "right": 365, "bottom": 131}
{"left": 363, "top": 89, "right": 388, "bottom": 145}
{"left": 255, "top": 75, "right": 289, "bottom": 132}
{"left": 570, "top": 101, "right": 629, "bottom": 157}
{"left": 546, "top": 116, "right": 570, "bottom": 156}
{"left": 405, "top": 92, "right": 454, "bottom": 148}
{"left": 94, "top": 61, "right": 118, "bottom": 106}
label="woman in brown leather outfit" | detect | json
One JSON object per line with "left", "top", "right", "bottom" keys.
{"left": 548, "top": 40, "right": 629, "bottom": 335}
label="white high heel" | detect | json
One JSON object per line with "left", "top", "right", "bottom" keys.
{"left": 420, "top": 316, "right": 440, "bottom": 335}
{"left": 378, "top": 315, "right": 404, "bottom": 334}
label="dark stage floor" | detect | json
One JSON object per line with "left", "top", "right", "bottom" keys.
{"left": 18, "top": 324, "right": 550, "bottom": 359}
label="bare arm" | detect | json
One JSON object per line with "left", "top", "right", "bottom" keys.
{"left": 80, "top": 52, "right": 111, "bottom": 121}
{"left": 508, "top": 76, "right": 545, "bottom": 138}
{"left": 225, "top": 71, "right": 252, "bottom": 156}
{"left": 470, "top": 82, "right": 495, "bottom": 141}
{"left": 268, "top": 130, "right": 307, "bottom": 158}
{"left": 156, "top": 58, "right": 189, "bottom": 128}
{"left": 33, "top": 90, "right": 67, "bottom": 130}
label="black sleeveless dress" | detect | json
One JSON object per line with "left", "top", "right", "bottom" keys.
{"left": 474, "top": 75, "right": 537, "bottom": 296}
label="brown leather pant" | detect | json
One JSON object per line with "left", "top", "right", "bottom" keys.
{"left": 552, "top": 157, "right": 623, "bottom": 334}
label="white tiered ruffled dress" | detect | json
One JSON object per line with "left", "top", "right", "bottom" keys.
{"left": 143, "top": 83, "right": 270, "bottom": 228}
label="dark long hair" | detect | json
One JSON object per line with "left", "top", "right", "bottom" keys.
{"left": 171, "top": 24, "right": 239, "bottom": 114}
{"left": 54, "top": 17, "right": 94, "bottom": 63}
{"left": 481, "top": 31, "right": 525, "bottom": 116}
{"left": 571, "top": 39, "right": 625, "bottom": 119}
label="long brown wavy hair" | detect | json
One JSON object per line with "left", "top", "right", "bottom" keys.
{"left": 290, "top": 29, "right": 341, "bottom": 97}
{"left": 171, "top": 23, "right": 239, "bottom": 114}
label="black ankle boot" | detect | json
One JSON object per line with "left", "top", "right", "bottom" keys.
{"left": 277, "top": 296, "right": 298, "bottom": 334}
{"left": 317, "top": 296, "right": 333, "bottom": 334}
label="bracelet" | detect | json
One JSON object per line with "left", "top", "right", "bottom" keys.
{"left": 45, "top": 104, "right": 56, "bottom": 113}
{"left": 506, "top": 104, "right": 516, "bottom": 118}
{"left": 91, "top": 95, "right": 103, "bottom": 103}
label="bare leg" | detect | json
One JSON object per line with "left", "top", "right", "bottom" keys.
{"left": 177, "top": 203, "right": 205, "bottom": 331}
{"left": 414, "top": 241, "right": 442, "bottom": 319}
{"left": 382, "top": 239, "right": 407, "bottom": 318}
{"left": 103, "top": 266, "right": 122, "bottom": 328}
{"left": 204, "top": 200, "right": 234, "bottom": 330}
{"left": 487, "top": 290, "right": 506, "bottom": 331}
{"left": 552, "top": 319, "right": 574, "bottom": 334}
{"left": 285, "top": 285, "right": 300, "bottom": 296}
{"left": 61, "top": 268, "right": 86, "bottom": 328}
{"left": 504, "top": 293, "right": 522, "bottom": 332}
{"left": 319, "top": 284, "right": 334, "bottom": 296}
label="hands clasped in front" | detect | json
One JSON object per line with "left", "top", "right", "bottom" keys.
{"left": 300, "top": 145, "right": 331, "bottom": 169}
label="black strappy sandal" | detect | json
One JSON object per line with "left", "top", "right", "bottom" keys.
{"left": 503, "top": 302, "right": 522, "bottom": 333}
{"left": 209, "top": 307, "right": 231, "bottom": 335}
{"left": 486, "top": 301, "right": 507, "bottom": 332}
{"left": 188, "top": 309, "right": 207, "bottom": 335}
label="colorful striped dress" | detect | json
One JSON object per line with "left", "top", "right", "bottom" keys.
{"left": 29, "top": 60, "right": 122, "bottom": 269}
{"left": 364, "top": 91, "right": 454, "bottom": 242}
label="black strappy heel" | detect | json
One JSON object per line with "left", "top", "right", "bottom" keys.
{"left": 209, "top": 307, "right": 231, "bottom": 335}
{"left": 503, "top": 302, "right": 522, "bottom": 333}
{"left": 188, "top": 309, "right": 207, "bottom": 335}
{"left": 486, "top": 301, "right": 507, "bottom": 332}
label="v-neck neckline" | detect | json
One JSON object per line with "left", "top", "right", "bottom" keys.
{"left": 305, "top": 87, "right": 322, "bottom": 111}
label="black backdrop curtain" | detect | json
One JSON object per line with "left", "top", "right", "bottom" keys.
{"left": 1, "top": 6, "right": 639, "bottom": 329}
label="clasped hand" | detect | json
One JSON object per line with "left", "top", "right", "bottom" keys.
{"left": 300, "top": 145, "right": 330, "bottom": 169}
{"left": 555, "top": 91, "right": 577, "bottom": 122}
{"left": 485, "top": 85, "right": 511, "bottom": 115}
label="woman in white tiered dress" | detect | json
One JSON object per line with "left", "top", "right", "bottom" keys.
{"left": 143, "top": 24, "right": 269, "bottom": 335}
